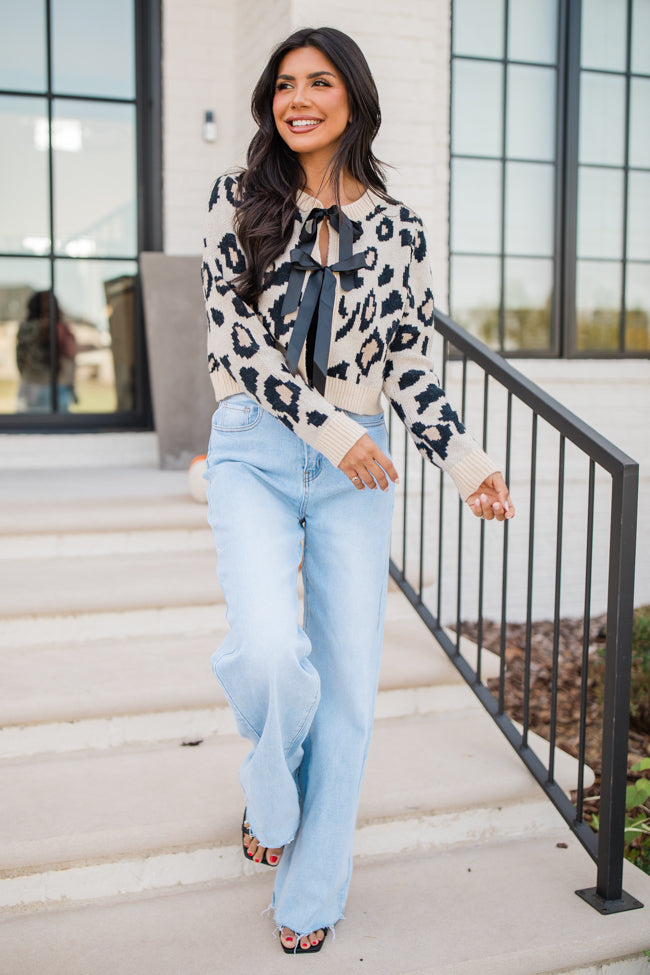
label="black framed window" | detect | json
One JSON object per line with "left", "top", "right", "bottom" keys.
{"left": 0, "top": 0, "right": 161, "bottom": 428}
{"left": 449, "top": 0, "right": 650, "bottom": 357}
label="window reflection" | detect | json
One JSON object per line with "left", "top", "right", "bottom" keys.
{"left": 53, "top": 101, "right": 137, "bottom": 259}
{"left": 0, "top": 97, "right": 50, "bottom": 254}
{"left": 0, "top": 259, "right": 51, "bottom": 414}
{"left": 505, "top": 162, "right": 555, "bottom": 256}
{"left": 507, "top": 65, "right": 556, "bottom": 161}
{"left": 581, "top": 0, "right": 628, "bottom": 71}
{"left": 54, "top": 260, "right": 138, "bottom": 413}
{"left": 504, "top": 257, "right": 553, "bottom": 350}
{"left": 625, "top": 263, "right": 650, "bottom": 351}
{"left": 579, "top": 73, "right": 626, "bottom": 167}
{"left": 577, "top": 168, "right": 624, "bottom": 260}
{"left": 52, "top": 0, "right": 135, "bottom": 99}
{"left": 452, "top": 60, "right": 503, "bottom": 158}
{"left": 0, "top": 0, "right": 145, "bottom": 424}
{"left": 450, "top": 255, "right": 501, "bottom": 347}
{"left": 451, "top": 159, "right": 502, "bottom": 254}
{"left": 508, "top": 0, "right": 558, "bottom": 65}
{"left": 450, "top": 0, "right": 647, "bottom": 356}
{"left": 629, "top": 79, "right": 650, "bottom": 169}
{"left": 627, "top": 172, "right": 650, "bottom": 262}
{"left": 576, "top": 260, "right": 622, "bottom": 350}
{"left": 452, "top": 0, "right": 504, "bottom": 58}
{"left": 0, "top": 0, "right": 46, "bottom": 92}
{"left": 631, "top": 0, "right": 650, "bottom": 74}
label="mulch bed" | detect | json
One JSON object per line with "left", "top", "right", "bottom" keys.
{"left": 458, "top": 616, "right": 650, "bottom": 822}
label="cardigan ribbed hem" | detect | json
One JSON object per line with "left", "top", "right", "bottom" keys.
{"left": 211, "top": 374, "right": 367, "bottom": 468}
{"left": 447, "top": 449, "right": 499, "bottom": 502}
{"left": 211, "top": 374, "right": 381, "bottom": 419}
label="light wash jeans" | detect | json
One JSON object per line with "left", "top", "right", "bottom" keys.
{"left": 205, "top": 393, "right": 395, "bottom": 936}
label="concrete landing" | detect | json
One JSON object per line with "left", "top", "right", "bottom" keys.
{"left": 1, "top": 835, "right": 648, "bottom": 975}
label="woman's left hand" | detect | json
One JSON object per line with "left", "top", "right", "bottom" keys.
{"left": 466, "top": 472, "right": 515, "bottom": 522}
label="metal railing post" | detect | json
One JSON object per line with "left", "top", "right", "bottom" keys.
{"left": 576, "top": 462, "right": 642, "bottom": 914}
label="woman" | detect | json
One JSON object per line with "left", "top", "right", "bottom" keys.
{"left": 202, "top": 26, "right": 514, "bottom": 954}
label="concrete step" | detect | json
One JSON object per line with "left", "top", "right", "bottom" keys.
{"left": 0, "top": 550, "right": 224, "bottom": 619}
{"left": 0, "top": 708, "right": 578, "bottom": 911}
{"left": 0, "top": 598, "right": 473, "bottom": 757}
{"left": 0, "top": 466, "right": 189, "bottom": 508}
{"left": 0, "top": 466, "right": 210, "bottom": 560}
{"left": 1, "top": 833, "right": 649, "bottom": 975}
{"left": 0, "top": 524, "right": 213, "bottom": 560}
{"left": 0, "top": 496, "right": 211, "bottom": 561}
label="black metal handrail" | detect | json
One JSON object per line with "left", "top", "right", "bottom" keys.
{"left": 388, "top": 308, "right": 641, "bottom": 915}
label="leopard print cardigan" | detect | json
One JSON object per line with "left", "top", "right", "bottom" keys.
{"left": 201, "top": 175, "right": 497, "bottom": 500}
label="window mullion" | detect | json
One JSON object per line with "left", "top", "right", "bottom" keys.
{"left": 45, "top": 0, "right": 59, "bottom": 411}
{"left": 619, "top": 0, "right": 633, "bottom": 352}
{"left": 499, "top": 0, "right": 509, "bottom": 354}
{"left": 560, "top": 0, "right": 581, "bottom": 356}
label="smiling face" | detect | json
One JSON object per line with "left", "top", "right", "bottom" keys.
{"left": 272, "top": 46, "right": 352, "bottom": 167}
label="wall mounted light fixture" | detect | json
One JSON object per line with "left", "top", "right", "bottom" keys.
{"left": 203, "top": 110, "right": 216, "bottom": 143}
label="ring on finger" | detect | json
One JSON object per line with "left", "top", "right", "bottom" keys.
{"left": 352, "top": 475, "right": 360, "bottom": 482}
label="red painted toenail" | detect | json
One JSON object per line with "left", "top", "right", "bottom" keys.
{"left": 269, "top": 855, "right": 278, "bottom": 864}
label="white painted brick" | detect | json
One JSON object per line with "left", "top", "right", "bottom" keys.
{"left": 162, "top": 0, "right": 241, "bottom": 254}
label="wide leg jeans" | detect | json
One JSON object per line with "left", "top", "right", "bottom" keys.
{"left": 205, "top": 393, "right": 395, "bottom": 935}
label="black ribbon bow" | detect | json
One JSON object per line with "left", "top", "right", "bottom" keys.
{"left": 282, "top": 206, "right": 365, "bottom": 394}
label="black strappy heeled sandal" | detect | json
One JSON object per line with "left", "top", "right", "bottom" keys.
{"left": 281, "top": 929, "right": 328, "bottom": 954}
{"left": 241, "top": 808, "right": 281, "bottom": 867}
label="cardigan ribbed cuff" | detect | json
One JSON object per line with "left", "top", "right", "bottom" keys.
{"left": 314, "top": 412, "right": 367, "bottom": 469}
{"left": 447, "top": 449, "right": 499, "bottom": 502}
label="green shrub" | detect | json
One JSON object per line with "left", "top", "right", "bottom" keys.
{"left": 595, "top": 605, "right": 650, "bottom": 736}
{"left": 630, "top": 605, "right": 650, "bottom": 736}
{"left": 591, "top": 758, "right": 650, "bottom": 875}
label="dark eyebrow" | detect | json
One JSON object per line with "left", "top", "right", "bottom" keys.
{"left": 276, "top": 71, "right": 337, "bottom": 81}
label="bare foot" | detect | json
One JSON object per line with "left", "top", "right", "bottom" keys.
{"left": 281, "top": 927, "right": 326, "bottom": 952}
{"left": 243, "top": 817, "right": 283, "bottom": 866}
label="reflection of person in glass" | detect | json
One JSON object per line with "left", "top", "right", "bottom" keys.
{"left": 16, "top": 290, "right": 78, "bottom": 412}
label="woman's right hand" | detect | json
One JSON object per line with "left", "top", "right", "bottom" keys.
{"left": 339, "top": 434, "right": 399, "bottom": 492}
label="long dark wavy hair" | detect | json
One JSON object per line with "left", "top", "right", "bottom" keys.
{"left": 234, "top": 27, "right": 393, "bottom": 305}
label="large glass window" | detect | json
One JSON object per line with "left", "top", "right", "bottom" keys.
{"left": 450, "top": 0, "right": 559, "bottom": 354}
{"left": 450, "top": 0, "right": 650, "bottom": 357}
{"left": 576, "top": 0, "right": 650, "bottom": 352}
{"left": 0, "top": 0, "right": 159, "bottom": 426}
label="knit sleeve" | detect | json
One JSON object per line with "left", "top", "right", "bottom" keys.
{"left": 381, "top": 218, "right": 498, "bottom": 501}
{"left": 202, "top": 176, "right": 366, "bottom": 468}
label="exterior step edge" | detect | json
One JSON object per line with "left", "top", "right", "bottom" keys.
{"left": 0, "top": 800, "right": 561, "bottom": 913}
{"left": 0, "top": 686, "right": 481, "bottom": 760}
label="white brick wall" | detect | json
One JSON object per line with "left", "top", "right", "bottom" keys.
{"left": 235, "top": 1, "right": 292, "bottom": 154}
{"left": 162, "top": 0, "right": 239, "bottom": 254}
